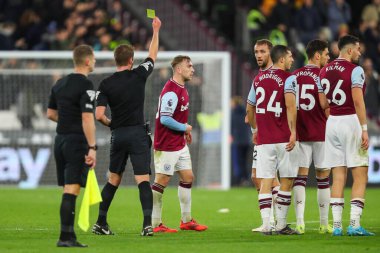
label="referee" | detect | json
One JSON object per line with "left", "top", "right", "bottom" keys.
{"left": 47, "top": 45, "right": 97, "bottom": 247}
{"left": 92, "top": 17, "right": 161, "bottom": 236}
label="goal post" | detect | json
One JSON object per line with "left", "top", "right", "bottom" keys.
{"left": 0, "top": 51, "right": 231, "bottom": 190}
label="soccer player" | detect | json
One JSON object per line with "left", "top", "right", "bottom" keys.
{"left": 152, "top": 55, "right": 208, "bottom": 233}
{"left": 319, "top": 35, "right": 374, "bottom": 236}
{"left": 246, "top": 39, "right": 280, "bottom": 232}
{"left": 47, "top": 45, "right": 97, "bottom": 247}
{"left": 251, "top": 45, "right": 298, "bottom": 235}
{"left": 92, "top": 17, "right": 161, "bottom": 236}
{"left": 292, "top": 39, "right": 332, "bottom": 234}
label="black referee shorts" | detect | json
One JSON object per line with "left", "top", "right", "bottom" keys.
{"left": 54, "top": 134, "right": 90, "bottom": 187}
{"left": 109, "top": 125, "right": 152, "bottom": 175}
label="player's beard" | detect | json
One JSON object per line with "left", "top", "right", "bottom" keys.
{"left": 259, "top": 59, "right": 269, "bottom": 69}
{"left": 352, "top": 56, "right": 360, "bottom": 65}
{"left": 184, "top": 75, "right": 192, "bottom": 82}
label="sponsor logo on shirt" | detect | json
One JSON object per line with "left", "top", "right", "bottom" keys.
{"left": 86, "top": 90, "right": 96, "bottom": 101}
{"left": 181, "top": 102, "right": 189, "bottom": 111}
{"left": 85, "top": 103, "right": 94, "bottom": 109}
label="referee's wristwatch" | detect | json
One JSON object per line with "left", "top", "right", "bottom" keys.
{"left": 88, "top": 145, "right": 98, "bottom": 151}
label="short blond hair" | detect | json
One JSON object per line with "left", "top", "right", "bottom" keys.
{"left": 171, "top": 55, "right": 191, "bottom": 70}
{"left": 73, "top": 45, "right": 94, "bottom": 67}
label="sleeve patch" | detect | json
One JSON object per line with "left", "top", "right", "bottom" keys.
{"left": 86, "top": 90, "right": 96, "bottom": 101}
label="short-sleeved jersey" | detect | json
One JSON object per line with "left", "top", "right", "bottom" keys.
{"left": 154, "top": 79, "right": 190, "bottom": 151}
{"left": 319, "top": 58, "right": 365, "bottom": 116}
{"left": 293, "top": 64, "right": 327, "bottom": 142}
{"left": 48, "top": 73, "right": 95, "bottom": 135}
{"left": 251, "top": 68, "right": 297, "bottom": 144}
{"left": 247, "top": 66, "right": 273, "bottom": 106}
{"left": 96, "top": 58, "right": 154, "bottom": 129}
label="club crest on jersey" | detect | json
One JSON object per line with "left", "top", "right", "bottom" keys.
{"left": 164, "top": 164, "right": 171, "bottom": 171}
{"left": 181, "top": 96, "right": 185, "bottom": 101}
{"left": 181, "top": 102, "right": 189, "bottom": 111}
{"left": 86, "top": 90, "right": 96, "bottom": 101}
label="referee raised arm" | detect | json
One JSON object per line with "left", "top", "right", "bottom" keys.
{"left": 47, "top": 45, "right": 97, "bottom": 247}
{"left": 92, "top": 17, "right": 161, "bottom": 237}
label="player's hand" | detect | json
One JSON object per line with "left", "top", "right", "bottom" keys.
{"left": 185, "top": 132, "right": 192, "bottom": 145}
{"left": 286, "top": 132, "right": 296, "bottom": 152}
{"left": 361, "top": 130, "right": 369, "bottom": 150}
{"left": 85, "top": 149, "right": 96, "bottom": 168}
{"left": 185, "top": 123, "right": 192, "bottom": 134}
{"left": 152, "top": 17, "right": 161, "bottom": 31}
{"left": 252, "top": 131, "right": 257, "bottom": 145}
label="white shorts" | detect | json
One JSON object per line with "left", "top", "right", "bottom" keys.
{"left": 251, "top": 145, "right": 257, "bottom": 169}
{"left": 324, "top": 114, "right": 369, "bottom": 168}
{"left": 154, "top": 145, "right": 192, "bottom": 176}
{"left": 298, "top": 142, "right": 329, "bottom": 170}
{"left": 256, "top": 142, "right": 299, "bottom": 178}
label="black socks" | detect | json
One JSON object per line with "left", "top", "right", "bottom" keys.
{"left": 138, "top": 181, "right": 153, "bottom": 228}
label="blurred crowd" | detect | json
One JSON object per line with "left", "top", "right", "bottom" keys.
{"left": 0, "top": 0, "right": 152, "bottom": 51}
{"left": 0, "top": 0, "right": 379, "bottom": 125}
{"left": 186, "top": 0, "right": 380, "bottom": 126}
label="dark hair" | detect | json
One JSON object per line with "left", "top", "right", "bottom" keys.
{"left": 306, "top": 39, "right": 328, "bottom": 60}
{"left": 270, "top": 45, "right": 289, "bottom": 64}
{"left": 255, "top": 39, "right": 273, "bottom": 50}
{"left": 338, "top": 35, "right": 360, "bottom": 50}
{"left": 114, "top": 44, "right": 134, "bottom": 67}
{"left": 171, "top": 55, "right": 191, "bottom": 69}
{"left": 73, "top": 45, "right": 93, "bottom": 67}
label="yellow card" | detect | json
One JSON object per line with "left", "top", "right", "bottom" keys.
{"left": 147, "top": 9, "right": 156, "bottom": 19}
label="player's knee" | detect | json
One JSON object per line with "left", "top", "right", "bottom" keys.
{"left": 155, "top": 173, "right": 171, "bottom": 187}
{"left": 108, "top": 172, "right": 122, "bottom": 186}
{"left": 316, "top": 169, "right": 330, "bottom": 179}
{"left": 63, "top": 184, "right": 80, "bottom": 195}
{"left": 182, "top": 173, "right": 194, "bottom": 184}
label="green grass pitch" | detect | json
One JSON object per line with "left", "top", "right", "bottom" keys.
{"left": 0, "top": 187, "right": 379, "bottom": 253}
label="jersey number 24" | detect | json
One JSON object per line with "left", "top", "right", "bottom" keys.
{"left": 256, "top": 87, "right": 282, "bottom": 117}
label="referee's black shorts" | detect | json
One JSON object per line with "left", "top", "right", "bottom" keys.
{"left": 54, "top": 134, "right": 90, "bottom": 187}
{"left": 110, "top": 125, "right": 152, "bottom": 175}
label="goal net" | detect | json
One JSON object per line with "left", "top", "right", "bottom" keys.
{"left": 0, "top": 51, "right": 231, "bottom": 189}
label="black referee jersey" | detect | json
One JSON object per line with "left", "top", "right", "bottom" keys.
{"left": 96, "top": 58, "right": 154, "bottom": 129}
{"left": 48, "top": 73, "right": 95, "bottom": 134}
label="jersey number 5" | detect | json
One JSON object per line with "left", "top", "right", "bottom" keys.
{"left": 321, "top": 78, "right": 346, "bottom": 105}
{"left": 296, "top": 84, "right": 316, "bottom": 111}
{"left": 256, "top": 87, "right": 283, "bottom": 117}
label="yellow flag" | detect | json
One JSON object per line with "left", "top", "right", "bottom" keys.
{"left": 78, "top": 168, "right": 102, "bottom": 231}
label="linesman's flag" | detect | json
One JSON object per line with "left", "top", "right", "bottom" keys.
{"left": 78, "top": 168, "right": 102, "bottom": 231}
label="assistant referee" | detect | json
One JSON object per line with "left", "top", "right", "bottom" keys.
{"left": 47, "top": 45, "right": 97, "bottom": 247}
{"left": 92, "top": 17, "right": 161, "bottom": 236}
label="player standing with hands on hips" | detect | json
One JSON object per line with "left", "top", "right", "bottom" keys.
{"left": 47, "top": 45, "right": 97, "bottom": 247}
{"left": 92, "top": 17, "right": 161, "bottom": 237}
{"left": 151, "top": 55, "right": 208, "bottom": 233}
